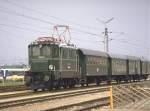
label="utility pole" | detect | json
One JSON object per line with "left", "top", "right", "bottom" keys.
{"left": 97, "top": 18, "right": 114, "bottom": 52}
{"left": 104, "top": 27, "right": 109, "bottom": 52}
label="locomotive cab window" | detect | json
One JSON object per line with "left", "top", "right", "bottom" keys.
{"left": 62, "top": 48, "right": 68, "bottom": 58}
{"left": 32, "top": 45, "right": 40, "bottom": 56}
{"left": 53, "top": 46, "right": 59, "bottom": 57}
{"left": 41, "top": 45, "right": 51, "bottom": 56}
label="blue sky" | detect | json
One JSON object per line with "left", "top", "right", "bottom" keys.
{"left": 0, "top": 0, "right": 149, "bottom": 65}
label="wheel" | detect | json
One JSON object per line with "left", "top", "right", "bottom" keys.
{"left": 48, "top": 83, "right": 53, "bottom": 91}
{"left": 48, "top": 88, "right": 52, "bottom": 91}
{"left": 96, "top": 79, "right": 100, "bottom": 86}
{"left": 55, "top": 85, "right": 60, "bottom": 90}
{"left": 107, "top": 80, "right": 111, "bottom": 84}
{"left": 96, "top": 82, "right": 100, "bottom": 86}
{"left": 63, "top": 85, "right": 67, "bottom": 89}
{"left": 33, "top": 89, "right": 37, "bottom": 92}
{"left": 62, "top": 80, "right": 67, "bottom": 89}
{"left": 81, "top": 83, "right": 84, "bottom": 87}
{"left": 86, "top": 83, "right": 89, "bottom": 86}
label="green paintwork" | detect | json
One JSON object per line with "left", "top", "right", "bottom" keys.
{"left": 28, "top": 43, "right": 78, "bottom": 79}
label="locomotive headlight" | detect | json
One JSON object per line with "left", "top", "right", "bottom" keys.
{"left": 97, "top": 68, "right": 99, "bottom": 72}
{"left": 67, "top": 63, "right": 71, "bottom": 69}
{"left": 49, "top": 65, "right": 53, "bottom": 70}
{"left": 67, "top": 66, "right": 71, "bottom": 69}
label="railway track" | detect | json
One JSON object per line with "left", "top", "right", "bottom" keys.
{"left": 42, "top": 97, "right": 109, "bottom": 111}
{"left": 0, "top": 80, "right": 149, "bottom": 101}
{"left": 0, "top": 85, "right": 26, "bottom": 93}
{"left": 0, "top": 86, "right": 109, "bottom": 110}
{"left": 0, "top": 80, "right": 149, "bottom": 110}
{"left": 0, "top": 85, "right": 107, "bottom": 100}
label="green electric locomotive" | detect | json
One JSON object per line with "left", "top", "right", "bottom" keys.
{"left": 25, "top": 37, "right": 79, "bottom": 91}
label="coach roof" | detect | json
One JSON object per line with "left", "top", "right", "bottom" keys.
{"left": 140, "top": 57, "right": 150, "bottom": 62}
{"left": 127, "top": 56, "right": 141, "bottom": 61}
{"left": 78, "top": 48, "right": 108, "bottom": 57}
{"left": 108, "top": 53, "right": 127, "bottom": 60}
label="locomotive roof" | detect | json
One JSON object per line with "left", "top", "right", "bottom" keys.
{"left": 108, "top": 53, "right": 127, "bottom": 60}
{"left": 59, "top": 43, "right": 77, "bottom": 49}
{"left": 78, "top": 48, "right": 108, "bottom": 57}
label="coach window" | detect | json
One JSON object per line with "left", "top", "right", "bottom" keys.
{"left": 97, "top": 58, "right": 99, "bottom": 65}
{"left": 94, "top": 57, "right": 96, "bottom": 64}
{"left": 92, "top": 57, "right": 94, "bottom": 64}
{"left": 97, "top": 58, "right": 99, "bottom": 64}
{"left": 93, "top": 57, "right": 94, "bottom": 64}
{"left": 89, "top": 57, "right": 92, "bottom": 64}
{"left": 89, "top": 57, "right": 91, "bottom": 64}
{"left": 88, "top": 57, "right": 90, "bottom": 64}
{"left": 113, "top": 60, "right": 115, "bottom": 66}
{"left": 90, "top": 57, "right": 92, "bottom": 64}
{"left": 102, "top": 59, "right": 104, "bottom": 65}
{"left": 98, "top": 58, "right": 100, "bottom": 65}
{"left": 95, "top": 58, "right": 97, "bottom": 64}
{"left": 98, "top": 58, "right": 100, "bottom": 64}
{"left": 104, "top": 59, "right": 106, "bottom": 65}
{"left": 87, "top": 57, "right": 90, "bottom": 64}
{"left": 100, "top": 58, "right": 101, "bottom": 65}
{"left": 103, "top": 59, "right": 106, "bottom": 65}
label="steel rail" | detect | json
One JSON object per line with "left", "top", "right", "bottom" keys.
{"left": 42, "top": 97, "right": 109, "bottom": 111}
{"left": 0, "top": 87, "right": 108, "bottom": 109}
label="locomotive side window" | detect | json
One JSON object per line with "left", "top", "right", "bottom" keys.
{"left": 69, "top": 49, "right": 72, "bottom": 58}
{"left": 63, "top": 48, "right": 68, "bottom": 58}
{"left": 62, "top": 48, "right": 70, "bottom": 59}
{"left": 69, "top": 49, "right": 75, "bottom": 58}
{"left": 32, "top": 45, "right": 40, "bottom": 56}
{"left": 71, "top": 50, "right": 76, "bottom": 58}
{"left": 62, "top": 49, "right": 65, "bottom": 57}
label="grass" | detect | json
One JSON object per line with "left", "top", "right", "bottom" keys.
{"left": 0, "top": 79, "right": 24, "bottom": 87}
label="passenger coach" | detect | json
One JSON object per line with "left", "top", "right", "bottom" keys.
{"left": 78, "top": 48, "right": 109, "bottom": 86}
{"left": 109, "top": 54, "right": 127, "bottom": 83}
{"left": 127, "top": 56, "right": 141, "bottom": 81}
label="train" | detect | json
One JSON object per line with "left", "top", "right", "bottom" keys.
{"left": 24, "top": 37, "right": 150, "bottom": 91}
